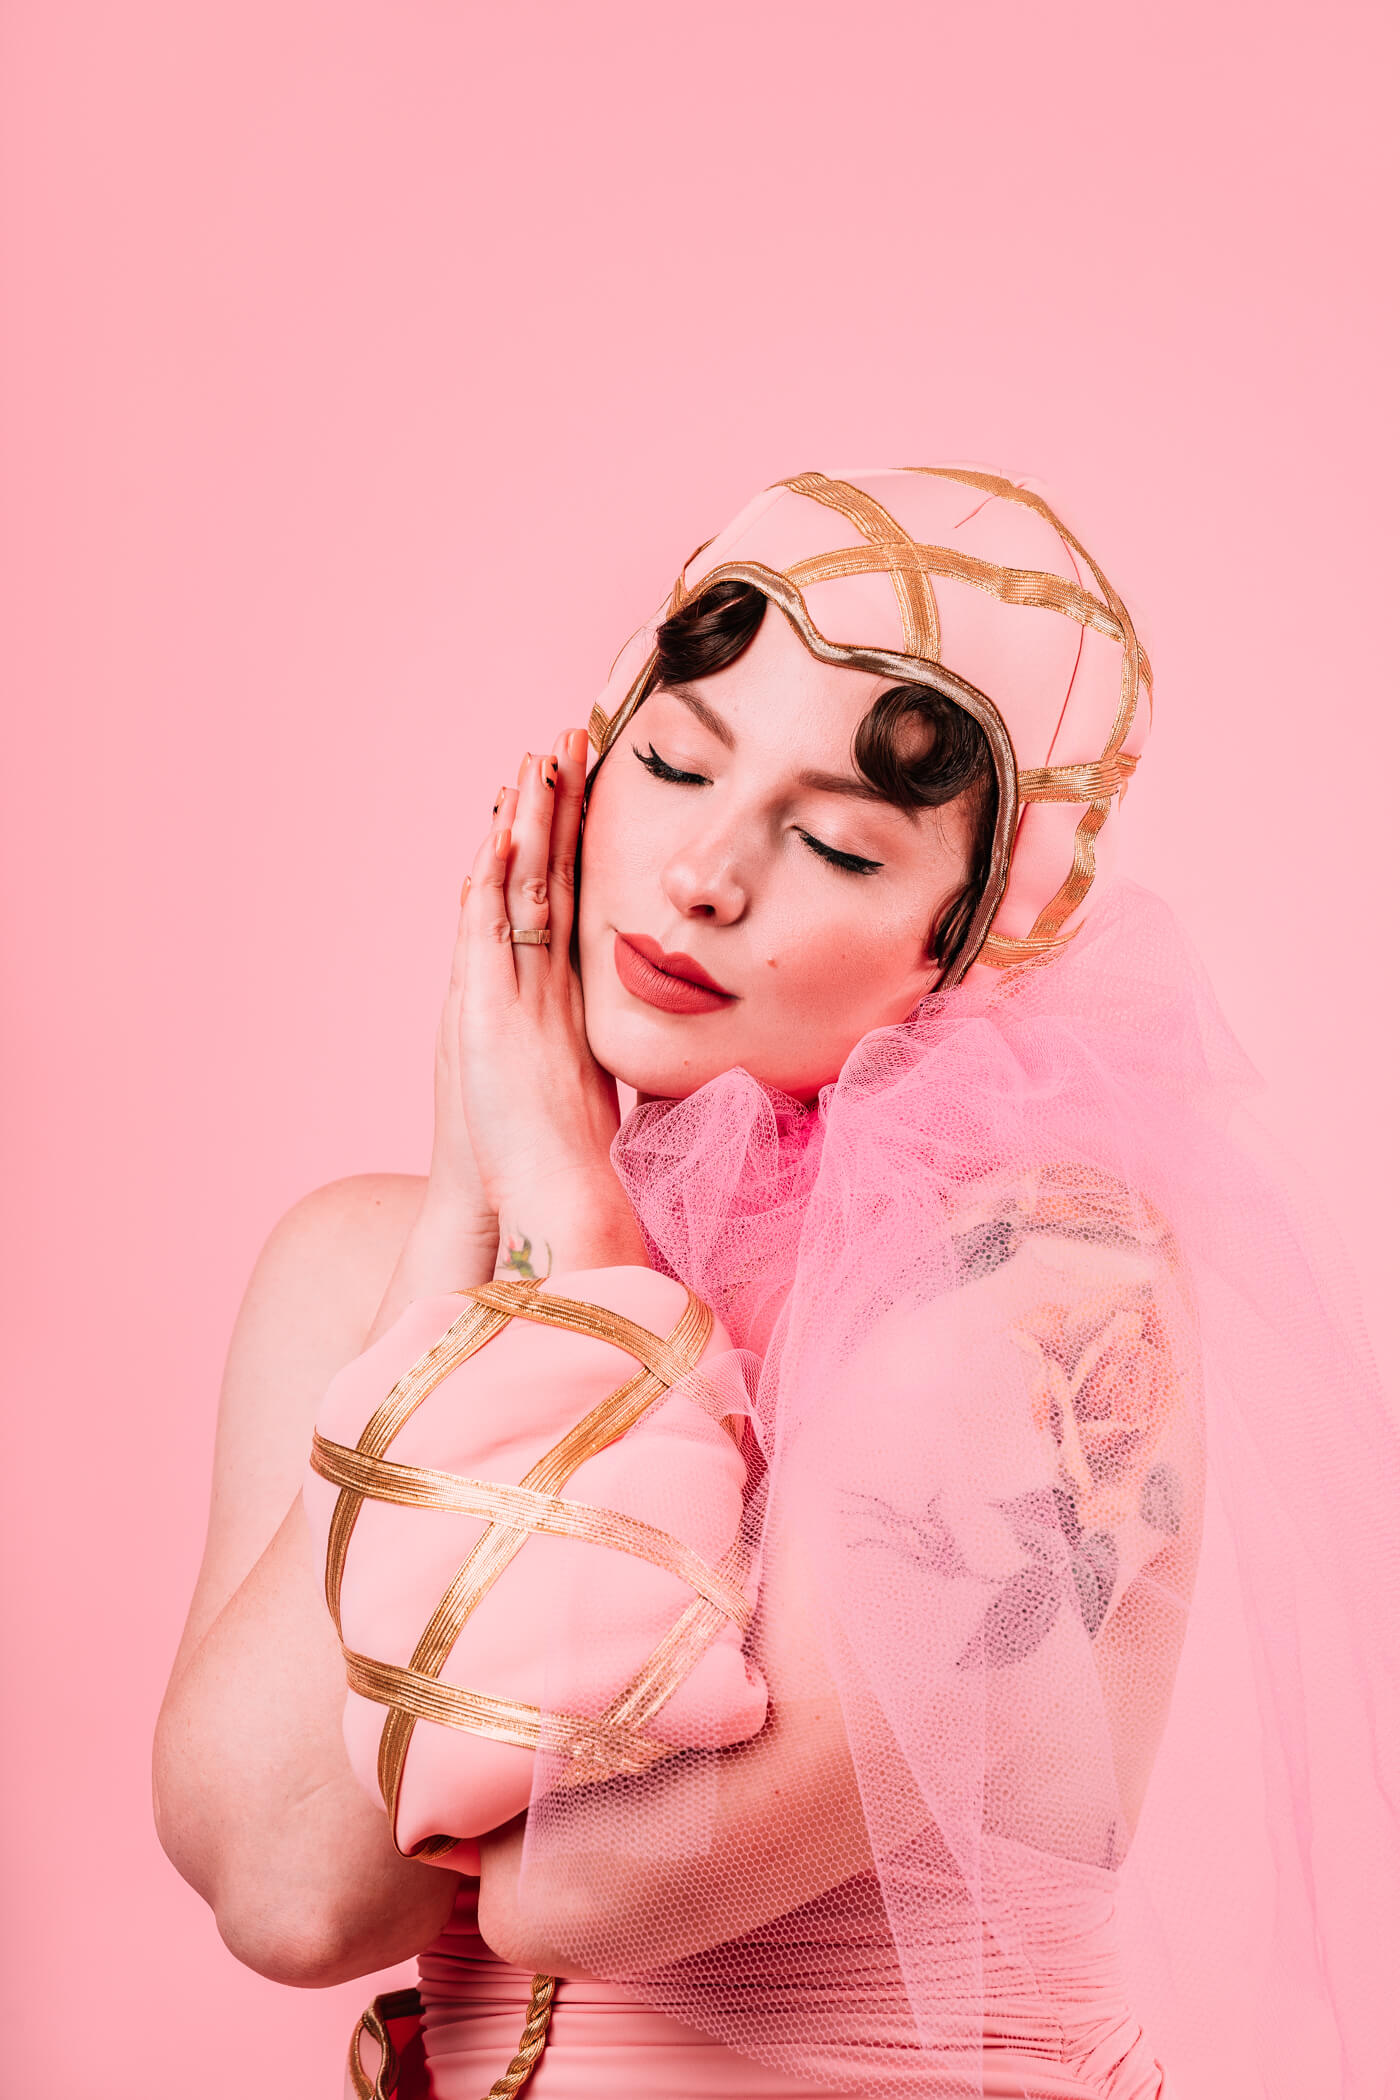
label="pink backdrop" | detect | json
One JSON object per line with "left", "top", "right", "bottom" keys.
{"left": 3, "top": 4, "right": 1396, "bottom": 2094}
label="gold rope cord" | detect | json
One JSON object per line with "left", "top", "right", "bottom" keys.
{"left": 316, "top": 1277, "right": 744, "bottom": 1860}
{"left": 348, "top": 1978, "right": 558, "bottom": 2100}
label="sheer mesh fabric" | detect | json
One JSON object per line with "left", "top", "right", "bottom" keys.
{"left": 508, "top": 882, "right": 1399, "bottom": 2098}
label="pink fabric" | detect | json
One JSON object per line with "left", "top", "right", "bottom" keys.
{"left": 509, "top": 880, "right": 1400, "bottom": 2098}
{"left": 305, "top": 1266, "right": 767, "bottom": 1848}
{"left": 407, "top": 1878, "right": 1167, "bottom": 2100}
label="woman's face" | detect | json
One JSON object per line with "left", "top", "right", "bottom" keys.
{"left": 577, "top": 603, "right": 979, "bottom": 1101}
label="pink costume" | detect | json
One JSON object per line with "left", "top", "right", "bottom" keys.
{"left": 309, "top": 471, "right": 1400, "bottom": 2099}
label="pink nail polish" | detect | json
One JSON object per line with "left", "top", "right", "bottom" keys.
{"left": 494, "top": 827, "right": 511, "bottom": 857}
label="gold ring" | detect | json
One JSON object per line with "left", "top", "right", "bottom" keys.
{"left": 509, "top": 927, "right": 551, "bottom": 946}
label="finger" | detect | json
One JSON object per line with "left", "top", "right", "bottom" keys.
{"left": 453, "top": 784, "right": 514, "bottom": 985}
{"left": 463, "top": 799, "right": 522, "bottom": 1004}
{"left": 502, "top": 750, "right": 557, "bottom": 965}
{"left": 545, "top": 726, "right": 588, "bottom": 950}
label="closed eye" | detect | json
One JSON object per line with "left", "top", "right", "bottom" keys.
{"left": 797, "top": 829, "right": 883, "bottom": 875}
{"left": 632, "top": 742, "right": 710, "bottom": 787}
{"left": 633, "top": 742, "right": 882, "bottom": 872}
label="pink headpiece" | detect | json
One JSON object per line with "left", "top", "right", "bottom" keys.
{"left": 590, "top": 467, "right": 1151, "bottom": 982}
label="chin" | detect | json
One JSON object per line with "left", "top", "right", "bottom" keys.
{"left": 589, "top": 1005, "right": 842, "bottom": 1106}
{"left": 584, "top": 1003, "right": 730, "bottom": 1101}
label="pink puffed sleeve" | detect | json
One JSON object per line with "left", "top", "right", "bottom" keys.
{"left": 303, "top": 1267, "right": 767, "bottom": 1862}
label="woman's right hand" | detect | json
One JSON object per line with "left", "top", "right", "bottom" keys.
{"left": 366, "top": 778, "right": 524, "bottom": 1340}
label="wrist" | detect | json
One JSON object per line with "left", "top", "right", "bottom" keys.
{"left": 492, "top": 1166, "right": 647, "bottom": 1281}
{"left": 367, "top": 1187, "right": 499, "bottom": 1344}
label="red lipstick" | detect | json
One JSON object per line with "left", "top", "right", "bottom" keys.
{"left": 613, "top": 932, "right": 736, "bottom": 1015}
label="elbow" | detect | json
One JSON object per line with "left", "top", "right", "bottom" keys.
{"left": 152, "top": 1770, "right": 381, "bottom": 1990}
{"left": 214, "top": 1895, "right": 370, "bottom": 1990}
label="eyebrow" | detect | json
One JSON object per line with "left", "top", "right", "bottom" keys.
{"left": 660, "top": 681, "right": 915, "bottom": 814}
{"left": 665, "top": 683, "right": 735, "bottom": 749}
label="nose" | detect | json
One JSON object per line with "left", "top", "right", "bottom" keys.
{"left": 659, "top": 825, "right": 748, "bottom": 924}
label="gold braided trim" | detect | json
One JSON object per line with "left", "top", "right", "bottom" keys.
{"left": 347, "top": 1649, "right": 676, "bottom": 1776}
{"left": 468, "top": 1278, "right": 716, "bottom": 1391}
{"left": 312, "top": 1434, "right": 752, "bottom": 1626}
{"left": 595, "top": 1540, "right": 749, "bottom": 1731}
{"left": 784, "top": 542, "right": 1150, "bottom": 676}
{"left": 783, "top": 472, "right": 940, "bottom": 659}
{"left": 1018, "top": 752, "right": 1138, "bottom": 803}
{"left": 588, "top": 701, "right": 612, "bottom": 750}
{"left": 903, "top": 466, "right": 1146, "bottom": 746}
{"left": 326, "top": 1296, "right": 518, "bottom": 1637}
{"left": 1026, "top": 798, "right": 1112, "bottom": 941}
{"left": 375, "top": 1358, "right": 662, "bottom": 1826}
{"left": 979, "top": 927, "right": 1080, "bottom": 968}
{"left": 364, "top": 1284, "right": 724, "bottom": 1843}
{"left": 900, "top": 467, "right": 1145, "bottom": 953}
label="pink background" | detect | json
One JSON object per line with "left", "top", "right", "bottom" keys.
{"left": 3, "top": 4, "right": 1396, "bottom": 2094}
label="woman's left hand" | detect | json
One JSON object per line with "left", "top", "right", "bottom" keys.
{"left": 459, "top": 728, "right": 648, "bottom": 1281}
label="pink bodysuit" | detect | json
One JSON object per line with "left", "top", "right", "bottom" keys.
{"left": 405, "top": 1870, "right": 1169, "bottom": 2100}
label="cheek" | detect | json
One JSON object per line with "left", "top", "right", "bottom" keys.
{"left": 753, "top": 893, "right": 932, "bottom": 1070}
{"left": 578, "top": 764, "right": 660, "bottom": 927}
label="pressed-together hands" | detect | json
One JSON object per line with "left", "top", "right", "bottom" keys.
{"left": 381, "top": 726, "right": 645, "bottom": 1332}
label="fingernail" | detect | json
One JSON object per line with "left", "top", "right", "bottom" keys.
{"left": 540, "top": 754, "right": 557, "bottom": 790}
{"left": 460, "top": 875, "right": 471, "bottom": 905}
{"left": 516, "top": 752, "right": 533, "bottom": 786}
{"left": 567, "top": 727, "right": 589, "bottom": 764}
{"left": 494, "top": 827, "right": 511, "bottom": 857}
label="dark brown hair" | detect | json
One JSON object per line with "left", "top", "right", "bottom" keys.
{"left": 643, "top": 581, "right": 998, "bottom": 970}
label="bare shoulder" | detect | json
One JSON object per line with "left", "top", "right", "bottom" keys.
{"left": 170, "top": 1172, "right": 427, "bottom": 1670}
{"left": 251, "top": 1171, "right": 428, "bottom": 1331}
{"left": 226, "top": 1168, "right": 428, "bottom": 1443}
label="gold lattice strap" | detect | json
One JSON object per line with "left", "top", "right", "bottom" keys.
{"left": 312, "top": 1435, "right": 752, "bottom": 1625}
{"left": 467, "top": 1277, "right": 715, "bottom": 1392}
{"left": 346, "top": 1649, "right": 677, "bottom": 1778}
{"left": 782, "top": 471, "right": 939, "bottom": 659}
{"left": 784, "top": 540, "right": 1128, "bottom": 649}
{"left": 328, "top": 1279, "right": 746, "bottom": 1853}
{"left": 325, "top": 1293, "right": 521, "bottom": 1635}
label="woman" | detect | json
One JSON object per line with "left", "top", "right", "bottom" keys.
{"left": 155, "top": 469, "right": 1400, "bottom": 2099}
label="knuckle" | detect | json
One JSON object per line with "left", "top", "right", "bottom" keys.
{"left": 548, "top": 854, "right": 576, "bottom": 891}
{"left": 521, "top": 876, "right": 550, "bottom": 910}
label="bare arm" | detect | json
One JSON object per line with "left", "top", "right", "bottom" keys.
{"left": 475, "top": 1521, "right": 893, "bottom": 1975}
{"left": 153, "top": 1171, "right": 487, "bottom": 1987}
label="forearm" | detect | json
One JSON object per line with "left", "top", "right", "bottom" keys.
{"left": 154, "top": 1497, "right": 458, "bottom": 1986}
{"left": 476, "top": 1528, "right": 898, "bottom": 1974}
{"left": 366, "top": 1189, "right": 499, "bottom": 1346}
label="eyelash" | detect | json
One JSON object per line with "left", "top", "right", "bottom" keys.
{"left": 631, "top": 743, "right": 883, "bottom": 877}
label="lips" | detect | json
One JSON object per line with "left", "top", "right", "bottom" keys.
{"left": 613, "top": 932, "right": 736, "bottom": 1015}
